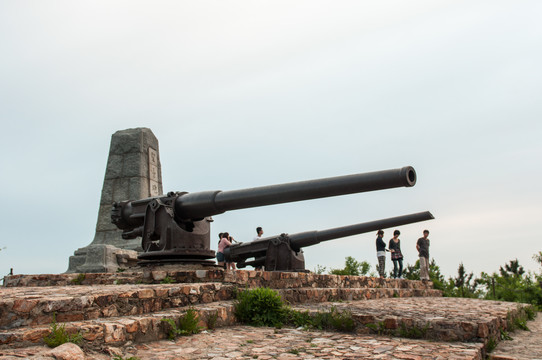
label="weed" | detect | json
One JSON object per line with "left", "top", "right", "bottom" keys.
{"left": 207, "top": 312, "right": 218, "bottom": 330}
{"left": 43, "top": 313, "right": 83, "bottom": 348}
{"left": 513, "top": 317, "right": 529, "bottom": 331}
{"left": 310, "top": 307, "right": 355, "bottom": 332}
{"left": 246, "top": 339, "right": 254, "bottom": 344}
{"left": 161, "top": 308, "right": 202, "bottom": 340}
{"left": 500, "top": 329, "right": 513, "bottom": 341}
{"left": 160, "top": 276, "right": 175, "bottom": 284}
{"left": 366, "top": 321, "right": 386, "bottom": 336}
{"left": 524, "top": 305, "right": 537, "bottom": 321}
{"left": 398, "top": 321, "right": 429, "bottom": 339}
{"left": 113, "top": 356, "right": 140, "bottom": 360}
{"left": 70, "top": 273, "right": 85, "bottom": 285}
{"left": 116, "top": 267, "right": 126, "bottom": 273}
{"left": 288, "top": 348, "right": 300, "bottom": 355}
{"left": 486, "top": 336, "right": 497, "bottom": 353}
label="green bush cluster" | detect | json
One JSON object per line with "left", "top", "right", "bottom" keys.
{"left": 234, "top": 287, "right": 287, "bottom": 327}
{"left": 234, "top": 287, "right": 356, "bottom": 332}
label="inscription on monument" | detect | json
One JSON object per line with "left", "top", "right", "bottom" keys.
{"left": 149, "top": 147, "right": 159, "bottom": 196}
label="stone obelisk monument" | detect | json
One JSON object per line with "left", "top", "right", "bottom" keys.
{"left": 67, "top": 128, "right": 163, "bottom": 273}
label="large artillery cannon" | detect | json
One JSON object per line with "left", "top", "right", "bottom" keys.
{"left": 111, "top": 166, "right": 419, "bottom": 265}
{"left": 224, "top": 211, "right": 434, "bottom": 271}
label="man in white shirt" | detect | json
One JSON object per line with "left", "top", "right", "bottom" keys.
{"left": 253, "top": 227, "right": 264, "bottom": 241}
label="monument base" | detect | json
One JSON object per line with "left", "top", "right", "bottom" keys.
{"left": 66, "top": 244, "right": 138, "bottom": 273}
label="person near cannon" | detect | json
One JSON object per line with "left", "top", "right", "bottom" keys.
{"left": 389, "top": 230, "right": 404, "bottom": 279}
{"left": 226, "top": 234, "right": 237, "bottom": 270}
{"left": 376, "top": 230, "right": 387, "bottom": 278}
{"left": 252, "top": 227, "right": 264, "bottom": 270}
{"left": 217, "top": 232, "right": 232, "bottom": 269}
{"left": 253, "top": 227, "right": 264, "bottom": 241}
{"left": 417, "top": 230, "right": 431, "bottom": 281}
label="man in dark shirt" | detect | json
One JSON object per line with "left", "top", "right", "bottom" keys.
{"left": 416, "top": 230, "right": 430, "bottom": 281}
{"left": 376, "top": 230, "right": 387, "bottom": 278}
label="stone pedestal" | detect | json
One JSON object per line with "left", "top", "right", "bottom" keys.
{"left": 67, "top": 128, "right": 163, "bottom": 273}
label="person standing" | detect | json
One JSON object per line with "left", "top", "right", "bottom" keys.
{"left": 217, "top": 232, "right": 232, "bottom": 269}
{"left": 225, "top": 234, "right": 237, "bottom": 270}
{"left": 389, "top": 230, "right": 404, "bottom": 279}
{"left": 253, "top": 227, "right": 264, "bottom": 270}
{"left": 253, "top": 227, "right": 264, "bottom": 241}
{"left": 376, "top": 230, "right": 387, "bottom": 278}
{"left": 416, "top": 230, "right": 431, "bottom": 281}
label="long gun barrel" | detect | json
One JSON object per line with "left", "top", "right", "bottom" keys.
{"left": 174, "top": 166, "right": 416, "bottom": 220}
{"left": 111, "top": 166, "right": 420, "bottom": 264}
{"left": 224, "top": 211, "right": 434, "bottom": 271}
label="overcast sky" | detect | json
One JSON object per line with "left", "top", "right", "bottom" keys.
{"left": 1, "top": 1, "right": 541, "bottom": 280}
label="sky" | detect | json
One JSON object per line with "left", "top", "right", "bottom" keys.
{"left": 1, "top": 1, "right": 541, "bottom": 280}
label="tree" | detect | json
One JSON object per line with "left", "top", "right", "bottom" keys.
{"left": 329, "top": 256, "right": 371, "bottom": 276}
{"left": 499, "top": 259, "right": 525, "bottom": 278}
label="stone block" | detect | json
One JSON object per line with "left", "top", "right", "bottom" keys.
{"left": 137, "top": 289, "right": 155, "bottom": 299}
{"left": 47, "top": 343, "right": 85, "bottom": 360}
{"left": 104, "top": 155, "right": 123, "bottom": 180}
{"left": 109, "top": 129, "right": 145, "bottom": 154}
{"left": 104, "top": 323, "right": 126, "bottom": 343}
{"left": 12, "top": 299, "right": 38, "bottom": 313}
{"left": 122, "top": 152, "right": 146, "bottom": 178}
{"left": 128, "top": 176, "right": 149, "bottom": 201}
{"left": 99, "top": 182, "right": 113, "bottom": 208}
{"left": 22, "top": 328, "right": 49, "bottom": 342}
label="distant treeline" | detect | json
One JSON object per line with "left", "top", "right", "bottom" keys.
{"left": 316, "top": 251, "right": 542, "bottom": 310}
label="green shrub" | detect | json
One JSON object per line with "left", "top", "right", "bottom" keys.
{"left": 207, "top": 312, "right": 218, "bottom": 330}
{"left": 234, "top": 288, "right": 287, "bottom": 327}
{"left": 161, "top": 308, "right": 202, "bottom": 340}
{"left": 43, "top": 313, "right": 83, "bottom": 348}
{"left": 486, "top": 336, "right": 497, "bottom": 353}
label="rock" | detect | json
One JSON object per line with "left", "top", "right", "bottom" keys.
{"left": 47, "top": 343, "right": 85, "bottom": 360}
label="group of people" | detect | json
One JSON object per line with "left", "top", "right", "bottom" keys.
{"left": 376, "top": 229, "right": 431, "bottom": 280}
{"left": 216, "top": 227, "right": 264, "bottom": 270}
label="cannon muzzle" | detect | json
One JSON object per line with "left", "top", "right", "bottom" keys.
{"left": 289, "top": 211, "right": 434, "bottom": 251}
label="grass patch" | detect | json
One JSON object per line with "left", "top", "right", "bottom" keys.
{"left": 234, "top": 288, "right": 357, "bottom": 332}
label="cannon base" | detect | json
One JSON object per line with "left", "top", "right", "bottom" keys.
{"left": 137, "top": 248, "right": 217, "bottom": 267}
{"left": 137, "top": 258, "right": 217, "bottom": 266}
